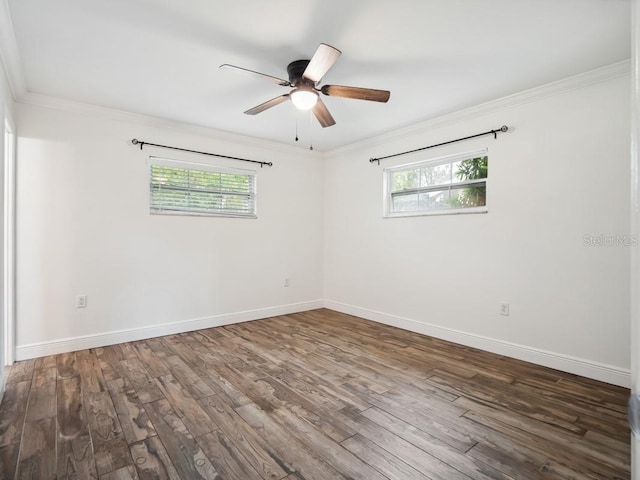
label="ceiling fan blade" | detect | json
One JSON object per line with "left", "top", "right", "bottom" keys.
{"left": 244, "top": 95, "right": 290, "bottom": 115}
{"left": 302, "top": 44, "right": 341, "bottom": 83}
{"left": 321, "top": 84, "right": 390, "bottom": 103}
{"left": 312, "top": 98, "right": 336, "bottom": 128}
{"left": 220, "top": 64, "right": 291, "bottom": 87}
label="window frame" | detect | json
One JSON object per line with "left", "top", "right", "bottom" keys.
{"left": 148, "top": 156, "right": 257, "bottom": 219}
{"left": 383, "top": 148, "right": 489, "bottom": 218}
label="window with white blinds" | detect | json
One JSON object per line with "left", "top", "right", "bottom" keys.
{"left": 148, "top": 157, "right": 257, "bottom": 218}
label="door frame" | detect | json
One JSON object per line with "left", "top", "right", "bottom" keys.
{"left": 4, "top": 116, "right": 15, "bottom": 366}
{"left": 631, "top": 1, "right": 639, "bottom": 478}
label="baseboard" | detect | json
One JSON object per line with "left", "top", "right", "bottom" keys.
{"left": 324, "top": 300, "right": 631, "bottom": 388}
{"left": 15, "top": 300, "right": 324, "bottom": 361}
{"left": 15, "top": 299, "right": 631, "bottom": 388}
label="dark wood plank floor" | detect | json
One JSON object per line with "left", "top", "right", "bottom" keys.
{"left": 0, "top": 308, "right": 630, "bottom": 479}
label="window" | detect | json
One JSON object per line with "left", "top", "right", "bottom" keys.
{"left": 149, "top": 157, "right": 257, "bottom": 218}
{"left": 384, "top": 149, "right": 488, "bottom": 217}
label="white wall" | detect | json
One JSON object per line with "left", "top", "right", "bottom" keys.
{"left": 13, "top": 69, "right": 632, "bottom": 388}
{"left": 324, "top": 74, "right": 631, "bottom": 386}
{"left": 15, "top": 103, "right": 324, "bottom": 356}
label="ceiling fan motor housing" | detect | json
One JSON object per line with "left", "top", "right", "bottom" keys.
{"left": 287, "top": 60, "right": 313, "bottom": 86}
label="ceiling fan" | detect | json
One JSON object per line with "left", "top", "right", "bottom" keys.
{"left": 220, "top": 43, "right": 390, "bottom": 128}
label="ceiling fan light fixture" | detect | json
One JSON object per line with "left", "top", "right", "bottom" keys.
{"left": 290, "top": 87, "right": 318, "bottom": 110}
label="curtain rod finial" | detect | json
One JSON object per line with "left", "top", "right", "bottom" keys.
{"left": 500, "top": 125, "right": 508, "bottom": 132}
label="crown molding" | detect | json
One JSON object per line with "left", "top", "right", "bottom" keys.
{"left": 330, "top": 59, "right": 632, "bottom": 157}
{"left": 0, "top": 0, "right": 26, "bottom": 98}
{"left": 2, "top": 0, "right": 629, "bottom": 160}
{"left": 0, "top": 0, "right": 322, "bottom": 158}
{"left": 17, "top": 91, "right": 327, "bottom": 159}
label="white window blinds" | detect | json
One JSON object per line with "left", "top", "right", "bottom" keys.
{"left": 149, "top": 157, "right": 257, "bottom": 218}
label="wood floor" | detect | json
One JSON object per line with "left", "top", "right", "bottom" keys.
{"left": 0, "top": 309, "right": 630, "bottom": 479}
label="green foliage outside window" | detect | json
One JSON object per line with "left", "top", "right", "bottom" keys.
{"left": 388, "top": 153, "right": 488, "bottom": 214}
{"left": 448, "top": 156, "right": 488, "bottom": 208}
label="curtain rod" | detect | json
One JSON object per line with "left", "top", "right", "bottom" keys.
{"left": 131, "top": 139, "right": 273, "bottom": 168}
{"left": 369, "top": 125, "right": 509, "bottom": 165}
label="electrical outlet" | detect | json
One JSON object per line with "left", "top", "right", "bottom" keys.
{"left": 76, "top": 295, "right": 87, "bottom": 308}
{"left": 500, "top": 302, "right": 510, "bottom": 316}
{"left": 284, "top": 278, "right": 290, "bottom": 287}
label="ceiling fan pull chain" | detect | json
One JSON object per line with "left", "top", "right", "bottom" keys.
{"left": 309, "top": 112, "right": 313, "bottom": 150}
{"left": 295, "top": 115, "right": 299, "bottom": 142}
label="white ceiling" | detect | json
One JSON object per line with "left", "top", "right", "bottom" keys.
{"left": 3, "top": 0, "right": 631, "bottom": 151}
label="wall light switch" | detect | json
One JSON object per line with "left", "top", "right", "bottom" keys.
{"left": 500, "top": 302, "right": 510, "bottom": 316}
